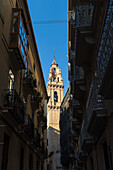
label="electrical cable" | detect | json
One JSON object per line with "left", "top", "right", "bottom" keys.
{"left": 32, "top": 20, "right": 68, "bottom": 24}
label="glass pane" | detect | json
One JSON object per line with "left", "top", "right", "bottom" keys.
{"left": 11, "top": 34, "right": 17, "bottom": 42}
{"left": 19, "top": 16, "right": 27, "bottom": 59}
{"left": 18, "top": 37, "right": 21, "bottom": 46}
{"left": 19, "top": 28, "right": 21, "bottom": 35}
{"left": 13, "top": 12, "right": 19, "bottom": 16}
{"left": 20, "top": 18, "right": 22, "bottom": 28}
{"left": 22, "top": 26, "right": 24, "bottom": 34}
{"left": 24, "top": 54, "right": 26, "bottom": 62}
{"left": 25, "top": 46, "right": 27, "bottom": 52}
{"left": 12, "top": 17, "right": 18, "bottom": 32}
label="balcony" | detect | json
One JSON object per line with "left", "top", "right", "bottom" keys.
{"left": 23, "top": 69, "right": 36, "bottom": 95}
{"left": 81, "top": 137, "right": 94, "bottom": 154}
{"left": 97, "top": 1, "right": 113, "bottom": 99}
{"left": 23, "top": 114, "right": 34, "bottom": 139}
{"left": 74, "top": 4, "right": 95, "bottom": 67}
{"left": 31, "top": 90, "right": 42, "bottom": 111}
{"left": 40, "top": 148, "right": 48, "bottom": 159}
{"left": 61, "top": 155, "right": 70, "bottom": 166}
{"left": 42, "top": 116, "right": 47, "bottom": 130}
{"left": 34, "top": 128, "right": 40, "bottom": 148}
{"left": 76, "top": 159, "right": 83, "bottom": 169}
{"left": 70, "top": 0, "right": 77, "bottom": 10}
{"left": 74, "top": 66, "right": 87, "bottom": 105}
{"left": 71, "top": 128, "right": 78, "bottom": 142}
{"left": 73, "top": 100, "right": 84, "bottom": 122}
{"left": 9, "top": 8, "right": 28, "bottom": 70}
{"left": 72, "top": 118, "right": 81, "bottom": 135}
{"left": 76, "top": 28, "right": 96, "bottom": 67}
{"left": 87, "top": 77, "right": 108, "bottom": 138}
{"left": 2, "top": 89, "right": 25, "bottom": 125}
{"left": 79, "top": 151, "right": 87, "bottom": 162}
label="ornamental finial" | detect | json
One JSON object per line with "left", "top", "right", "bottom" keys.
{"left": 53, "top": 49, "right": 55, "bottom": 60}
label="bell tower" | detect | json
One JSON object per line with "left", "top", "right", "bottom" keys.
{"left": 47, "top": 58, "right": 64, "bottom": 169}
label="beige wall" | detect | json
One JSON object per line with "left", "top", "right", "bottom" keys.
{"left": 0, "top": 0, "right": 47, "bottom": 169}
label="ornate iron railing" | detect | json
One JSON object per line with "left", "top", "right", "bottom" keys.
{"left": 86, "top": 77, "right": 97, "bottom": 124}
{"left": 74, "top": 4, "right": 94, "bottom": 53}
{"left": 24, "top": 114, "right": 34, "bottom": 138}
{"left": 76, "top": 5, "right": 94, "bottom": 27}
{"left": 97, "top": 0, "right": 113, "bottom": 84}
{"left": 86, "top": 74, "right": 105, "bottom": 127}
{"left": 2, "top": 89, "right": 25, "bottom": 124}
{"left": 34, "top": 128, "right": 40, "bottom": 148}
{"left": 75, "top": 66, "right": 84, "bottom": 80}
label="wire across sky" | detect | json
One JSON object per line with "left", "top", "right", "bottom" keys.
{"left": 33, "top": 20, "right": 68, "bottom": 24}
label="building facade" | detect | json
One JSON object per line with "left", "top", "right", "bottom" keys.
{"left": 68, "top": 0, "right": 113, "bottom": 169}
{"left": 47, "top": 58, "right": 64, "bottom": 170}
{"left": 0, "top": 0, "right": 48, "bottom": 170}
{"left": 60, "top": 88, "right": 75, "bottom": 170}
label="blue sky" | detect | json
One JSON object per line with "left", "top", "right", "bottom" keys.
{"left": 27, "top": 0, "right": 68, "bottom": 95}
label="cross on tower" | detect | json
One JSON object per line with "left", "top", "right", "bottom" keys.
{"left": 53, "top": 49, "right": 55, "bottom": 60}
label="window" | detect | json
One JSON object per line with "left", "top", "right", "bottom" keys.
{"left": 33, "top": 63, "right": 35, "bottom": 71}
{"left": 102, "top": 140, "right": 110, "bottom": 170}
{"left": 41, "top": 164, "right": 43, "bottom": 170}
{"left": 29, "top": 155, "right": 33, "bottom": 170}
{"left": 54, "top": 91, "right": 58, "bottom": 104}
{"left": 85, "top": 165, "right": 87, "bottom": 170}
{"left": 58, "top": 77, "right": 59, "bottom": 82}
{"left": 11, "top": 9, "right": 27, "bottom": 62}
{"left": 53, "top": 77, "right": 56, "bottom": 82}
{"left": 90, "top": 156, "right": 94, "bottom": 170}
{"left": 108, "top": 145, "right": 113, "bottom": 169}
{"left": 8, "top": 69, "right": 14, "bottom": 90}
{"left": 12, "top": 16, "right": 18, "bottom": 33}
{"left": 49, "top": 161, "right": 53, "bottom": 170}
{"left": 24, "top": 59, "right": 28, "bottom": 76}
{"left": 1, "top": 133, "right": 10, "bottom": 170}
{"left": 19, "top": 17, "right": 27, "bottom": 62}
{"left": 20, "top": 148, "right": 24, "bottom": 170}
{"left": 16, "top": 1, "right": 19, "bottom": 8}
{"left": 32, "top": 112, "right": 34, "bottom": 122}
{"left": 53, "top": 68, "right": 56, "bottom": 73}
{"left": 37, "top": 160, "right": 39, "bottom": 170}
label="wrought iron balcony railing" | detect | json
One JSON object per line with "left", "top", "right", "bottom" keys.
{"left": 73, "top": 66, "right": 87, "bottom": 104}
{"left": 76, "top": 5, "right": 94, "bottom": 27}
{"left": 73, "top": 99, "right": 84, "bottom": 123}
{"left": 2, "top": 89, "right": 25, "bottom": 125}
{"left": 34, "top": 128, "right": 40, "bottom": 148}
{"left": 86, "top": 76, "right": 107, "bottom": 138}
{"left": 23, "top": 69, "right": 36, "bottom": 94}
{"left": 72, "top": 118, "right": 81, "bottom": 136}
{"left": 80, "top": 118, "right": 94, "bottom": 154}
{"left": 97, "top": 0, "right": 113, "bottom": 85}
{"left": 74, "top": 4, "right": 94, "bottom": 53}
{"left": 75, "top": 66, "right": 84, "bottom": 80}
{"left": 31, "top": 90, "right": 42, "bottom": 111}
{"left": 71, "top": 127, "right": 79, "bottom": 142}
{"left": 24, "top": 114, "right": 34, "bottom": 139}
{"left": 42, "top": 116, "right": 47, "bottom": 130}
{"left": 74, "top": 66, "right": 87, "bottom": 93}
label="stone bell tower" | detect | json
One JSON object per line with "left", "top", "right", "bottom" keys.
{"left": 47, "top": 58, "right": 64, "bottom": 169}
